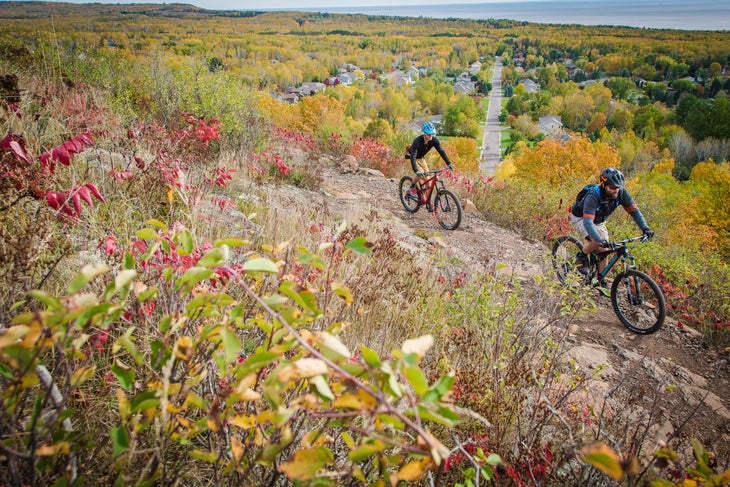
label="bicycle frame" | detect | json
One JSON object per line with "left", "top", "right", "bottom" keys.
{"left": 591, "top": 236, "right": 644, "bottom": 282}
{"left": 417, "top": 169, "right": 447, "bottom": 205}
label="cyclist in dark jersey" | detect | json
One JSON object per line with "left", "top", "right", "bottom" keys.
{"left": 408, "top": 121, "right": 453, "bottom": 187}
{"left": 570, "top": 167, "right": 654, "bottom": 286}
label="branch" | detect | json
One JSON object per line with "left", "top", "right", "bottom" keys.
{"left": 228, "top": 267, "right": 446, "bottom": 459}
{"left": 35, "top": 364, "right": 77, "bottom": 484}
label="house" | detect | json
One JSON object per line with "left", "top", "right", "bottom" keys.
{"left": 538, "top": 116, "right": 563, "bottom": 137}
{"left": 337, "top": 72, "right": 359, "bottom": 86}
{"left": 383, "top": 70, "right": 414, "bottom": 86}
{"left": 518, "top": 79, "right": 540, "bottom": 93}
{"left": 454, "top": 79, "right": 476, "bottom": 94}
{"left": 279, "top": 92, "right": 299, "bottom": 104}
{"left": 405, "top": 67, "right": 420, "bottom": 79}
{"left": 468, "top": 61, "right": 482, "bottom": 75}
{"left": 299, "top": 82, "right": 326, "bottom": 96}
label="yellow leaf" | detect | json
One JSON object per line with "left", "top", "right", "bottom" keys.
{"left": 230, "top": 414, "right": 256, "bottom": 430}
{"left": 582, "top": 443, "right": 623, "bottom": 481}
{"left": 231, "top": 437, "right": 244, "bottom": 463}
{"left": 278, "top": 358, "right": 328, "bottom": 381}
{"left": 315, "top": 331, "right": 351, "bottom": 359}
{"left": 402, "top": 335, "right": 434, "bottom": 359}
{"left": 397, "top": 457, "right": 434, "bottom": 482}
{"left": 36, "top": 441, "right": 71, "bottom": 456}
{"left": 333, "top": 393, "right": 366, "bottom": 410}
{"left": 70, "top": 366, "right": 96, "bottom": 387}
{"left": 0, "top": 325, "right": 29, "bottom": 350}
{"left": 278, "top": 446, "right": 334, "bottom": 481}
{"left": 207, "top": 417, "right": 220, "bottom": 432}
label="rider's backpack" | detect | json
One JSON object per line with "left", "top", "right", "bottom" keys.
{"left": 572, "top": 184, "right": 619, "bottom": 215}
{"left": 572, "top": 184, "right": 600, "bottom": 215}
{"left": 404, "top": 144, "right": 411, "bottom": 159}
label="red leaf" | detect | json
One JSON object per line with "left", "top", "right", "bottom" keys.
{"left": 63, "top": 139, "right": 84, "bottom": 154}
{"left": 77, "top": 186, "right": 94, "bottom": 207}
{"left": 85, "top": 183, "right": 105, "bottom": 203}
{"left": 72, "top": 192, "right": 82, "bottom": 216}
{"left": 52, "top": 146, "right": 71, "bottom": 166}
{"left": 104, "top": 235, "right": 116, "bottom": 255}
{"left": 77, "top": 132, "right": 93, "bottom": 146}
{"left": 0, "top": 134, "right": 14, "bottom": 148}
{"left": 46, "top": 192, "right": 63, "bottom": 210}
{"left": 9, "top": 140, "right": 29, "bottom": 162}
{"left": 39, "top": 152, "right": 55, "bottom": 174}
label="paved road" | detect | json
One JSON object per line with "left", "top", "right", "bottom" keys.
{"left": 479, "top": 56, "right": 503, "bottom": 176}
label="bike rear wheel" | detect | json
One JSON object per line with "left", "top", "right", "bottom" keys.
{"left": 611, "top": 269, "right": 666, "bottom": 334}
{"left": 551, "top": 235, "right": 585, "bottom": 284}
{"left": 434, "top": 189, "right": 462, "bottom": 230}
{"left": 398, "top": 176, "right": 419, "bottom": 213}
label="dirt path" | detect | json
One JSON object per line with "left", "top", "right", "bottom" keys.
{"left": 268, "top": 165, "right": 730, "bottom": 463}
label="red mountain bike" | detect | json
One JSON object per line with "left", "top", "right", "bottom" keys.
{"left": 398, "top": 168, "right": 463, "bottom": 231}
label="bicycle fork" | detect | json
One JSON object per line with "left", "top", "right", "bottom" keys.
{"left": 616, "top": 255, "right": 645, "bottom": 305}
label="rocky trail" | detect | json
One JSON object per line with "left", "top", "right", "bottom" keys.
{"left": 262, "top": 163, "right": 730, "bottom": 465}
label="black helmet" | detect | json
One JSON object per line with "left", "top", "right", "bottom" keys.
{"left": 600, "top": 167, "right": 625, "bottom": 188}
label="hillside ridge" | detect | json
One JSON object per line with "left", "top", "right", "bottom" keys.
{"left": 266, "top": 162, "right": 730, "bottom": 463}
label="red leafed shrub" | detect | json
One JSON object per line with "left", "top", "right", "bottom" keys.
{"left": 1, "top": 131, "right": 103, "bottom": 219}
{"left": 349, "top": 137, "right": 404, "bottom": 177}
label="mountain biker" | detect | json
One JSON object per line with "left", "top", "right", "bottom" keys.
{"left": 570, "top": 167, "right": 654, "bottom": 288}
{"left": 408, "top": 121, "right": 454, "bottom": 189}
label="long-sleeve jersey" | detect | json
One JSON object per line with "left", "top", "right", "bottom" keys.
{"left": 571, "top": 184, "right": 648, "bottom": 242}
{"left": 409, "top": 134, "right": 452, "bottom": 172}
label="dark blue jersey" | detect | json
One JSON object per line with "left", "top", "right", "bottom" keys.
{"left": 572, "top": 184, "right": 637, "bottom": 225}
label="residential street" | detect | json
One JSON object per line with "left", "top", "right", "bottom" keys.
{"left": 479, "top": 55, "right": 503, "bottom": 175}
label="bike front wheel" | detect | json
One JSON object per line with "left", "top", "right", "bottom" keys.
{"left": 551, "top": 235, "right": 585, "bottom": 284}
{"left": 611, "top": 269, "right": 666, "bottom": 334}
{"left": 398, "top": 176, "right": 419, "bottom": 213}
{"left": 434, "top": 189, "right": 462, "bottom": 230}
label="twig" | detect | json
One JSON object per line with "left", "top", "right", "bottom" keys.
{"left": 35, "top": 364, "right": 77, "bottom": 484}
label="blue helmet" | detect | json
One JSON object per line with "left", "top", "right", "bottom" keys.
{"left": 422, "top": 122, "right": 435, "bottom": 135}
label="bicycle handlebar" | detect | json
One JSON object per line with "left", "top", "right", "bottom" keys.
{"left": 609, "top": 234, "right": 652, "bottom": 249}
{"left": 425, "top": 167, "right": 451, "bottom": 175}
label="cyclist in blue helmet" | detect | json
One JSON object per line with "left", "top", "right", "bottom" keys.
{"left": 406, "top": 122, "right": 454, "bottom": 189}
{"left": 570, "top": 167, "right": 654, "bottom": 287}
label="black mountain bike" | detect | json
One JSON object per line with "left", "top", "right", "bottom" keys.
{"left": 551, "top": 234, "right": 666, "bottom": 334}
{"left": 398, "top": 168, "right": 462, "bottom": 231}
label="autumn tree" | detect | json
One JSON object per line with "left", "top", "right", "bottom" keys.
{"left": 510, "top": 136, "right": 621, "bottom": 186}
{"left": 441, "top": 94, "right": 484, "bottom": 138}
{"left": 444, "top": 136, "right": 480, "bottom": 176}
{"left": 363, "top": 118, "right": 393, "bottom": 142}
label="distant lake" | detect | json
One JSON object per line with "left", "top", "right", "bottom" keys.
{"left": 274, "top": 0, "right": 730, "bottom": 31}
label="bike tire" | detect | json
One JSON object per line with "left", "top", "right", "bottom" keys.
{"left": 611, "top": 269, "right": 666, "bottom": 334}
{"left": 551, "top": 235, "right": 585, "bottom": 284}
{"left": 398, "top": 176, "right": 419, "bottom": 213}
{"left": 435, "top": 189, "right": 462, "bottom": 230}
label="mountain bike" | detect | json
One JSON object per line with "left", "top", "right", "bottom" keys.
{"left": 398, "top": 168, "right": 463, "bottom": 231}
{"left": 551, "top": 234, "right": 666, "bottom": 334}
